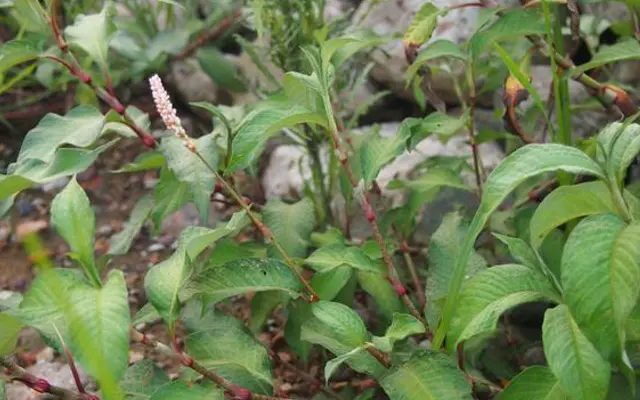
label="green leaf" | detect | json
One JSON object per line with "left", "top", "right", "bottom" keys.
{"left": 285, "top": 301, "right": 313, "bottom": 363}
{"left": 112, "top": 152, "right": 164, "bottom": 173}
{"left": 498, "top": 366, "right": 568, "bottom": 400}
{"left": 380, "top": 350, "right": 473, "bottom": 400}
{"left": 310, "top": 267, "right": 353, "bottom": 300}
{"left": 196, "top": 47, "right": 247, "bottom": 92}
{"left": 493, "top": 234, "right": 540, "bottom": 270}
{"left": 0, "top": 313, "right": 23, "bottom": 356}
{"left": 388, "top": 168, "right": 469, "bottom": 193}
{"left": 406, "top": 40, "right": 466, "bottom": 82}
{"left": 359, "top": 124, "right": 412, "bottom": 185}
{"left": 263, "top": 198, "right": 316, "bottom": 259}
{"left": 597, "top": 122, "right": 640, "bottom": 184}
{"left": 543, "top": 305, "right": 611, "bottom": 400}
{"left": 227, "top": 103, "right": 328, "bottom": 172}
{"left": 305, "top": 244, "right": 379, "bottom": 272}
{"left": 51, "top": 177, "right": 99, "bottom": 286}
{"left": 0, "top": 39, "right": 40, "bottom": 73}
{"left": 65, "top": 3, "right": 116, "bottom": 67}
{"left": 176, "top": 211, "right": 249, "bottom": 259}
{"left": 8, "top": 0, "right": 48, "bottom": 32}
{"left": 324, "top": 345, "right": 369, "bottom": 383}
{"left": 373, "top": 313, "right": 426, "bottom": 353}
{"left": 572, "top": 39, "right": 640, "bottom": 74}
{"left": 67, "top": 270, "right": 130, "bottom": 383}
{"left": 433, "top": 144, "right": 605, "bottom": 348}
{"left": 469, "top": 8, "right": 546, "bottom": 56}
{"left": 150, "top": 381, "right": 223, "bottom": 400}
{"left": 323, "top": 32, "right": 389, "bottom": 72}
{"left": 0, "top": 174, "right": 35, "bottom": 200}
{"left": 562, "top": 214, "right": 640, "bottom": 360}
{"left": 188, "top": 258, "right": 303, "bottom": 304}
{"left": 249, "top": 291, "right": 289, "bottom": 332}
{"left": 150, "top": 167, "right": 191, "bottom": 230}
{"left": 108, "top": 194, "right": 154, "bottom": 255}
{"left": 426, "top": 212, "right": 487, "bottom": 328}
{"left": 449, "top": 265, "right": 558, "bottom": 350}
{"left": 159, "top": 134, "right": 218, "bottom": 224}
{"left": 529, "top": 181, "right": 619, "bottom": 248}
{"left": 302, "top": 301, "right": 386, "bottom": 378}
{"left": 16, "top": 105, "right": 107, "bottom": 165}
{"left": 357, "top": 269, "right": 403, "bottom": 322}
{"left": 182, "top": 303, "right": 272, "bottom": 394}
{"left": 403, "top": 3, "right": 443, "bottom": 46}
{"left": 120, "top": 360, "right": 170, "bottom": 400}
{"left": 132, "top": 303, "right": 161, "bottom": 326}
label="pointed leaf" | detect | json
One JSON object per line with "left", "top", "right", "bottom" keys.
{"left": 112, "top": 152, "right": 165, "bottom": 173}
{"left": 150, "top": 167, "right": 191, "bottom": 230}
{"left": 263, "top": 198, "right": 316, "bottom": 259}
{"left": 596, "top": 122, "right": 640, "bottom": 184}
{"left": 0, "top": 39, "right": 40, "bottom": 73}
{"left": 469, "top": 8, "right": 546, "bottom": 56}
{"left": 562, "top": 214, "right": 640, "bottom": 360}
{"left": 182, "top": 303, "right": 272, "bottom": 394}
{"left": 51, "top": 177, "right": 99, "bottom": 285}
{"left": 543, "top": 305, "right": 611, "bottom": 400}
{"left": 197, "top": 47, "right": 247, "bottom": 92}
{"left": 359, "top": 124, "right": 412, "bottom": 185}
{"left": 16, "top": 105, "right": 107, "bottom": 165}
{"left": 529, "top": 181, "right": 619, "bottom": 248}
{"left": 373, "top": 313, "right": 426, "bottom": 353}
{"left": 380, "top": 350, "right": 473, "bottom": 400}
{"left": 493, "top": 234, "right": 540, "bottom": 269}
{"left": 357, "top": 269, "right": 403, "bottom": 322}
{"left": 0, "top": 313, "right": 23, "bottom": 356}
{"left": 305, "top": 244, "right": 379, "bottom": 272}
{"left": 159, "top": 134, "right": 218, "bottom": 223}
{"left": 434, "top": 144, "right": 605, "bottom": 348}
{"left": 388, "top": 168, "right": 469, "bottom": 193}
{"left": 324, "top": 346, "right": 368, "bottom": 383}
{"left": 65, "top": 3, "right": 116, "bottom": 66}
{"left": 449, "top": 265, "right": 558, "bottom": 349}
{"left": 108, "top": 194, "right": 154, "bottom": 255}
{"left": 498, "top": 366, "right": 568, "bottom": 400}
{"left": 310, "top": 267, "right": 353, "bottom": 300}
{"left": 403, "top": 3, "right": 443, "bottom": 47}
{"left": 188, "top": 258, "right": 303, "bottom": 304}
{"left": 406, "top": 40, "right": 466, "bottom": 82}
{"left": 150, "top": 381, "right": 223, "bottom": 400}
{"left": 572, "top": 39, "right": 640, "bottom": 74}
{"left": 120, "top": 360, "right": 170, "bottom": 400}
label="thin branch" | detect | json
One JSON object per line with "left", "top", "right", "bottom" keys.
{"left": 401, "top": 240, "right": 425, "bottom": 310}
{"left": 174, "top": 9, "right": 243, "bottom": 61}
{"left": 1, "top": 357, "right": 97, "bottom": 400}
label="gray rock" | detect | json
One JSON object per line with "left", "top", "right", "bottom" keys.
{"left": 170, "top": 58, "right": 219, "bottom": 107}
{"left": 6, "top": 362, "right": 96, "bottom": 400}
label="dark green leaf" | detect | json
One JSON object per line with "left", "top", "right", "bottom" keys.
{"left": 196, "top": 47, "right": 247, "bottom": 92}
{"left": 406, "top": 40, "right": 466, "bottom": 82}
{"left": 108, "top": 194, "right": 154, "bottom": 255}
{"left": 373, "top": 313, "right": 425, "bottom": 352}
{"left": 0, "top": 39, "right": 40, "bottom": 73}
{"left": 305, "top": 244, "right": 379, "bottom": 272}
{"left": 120, "top": 360, "right": 170, "bottom": 400}
{"left": 572, "top": 39, "right": 640, "bottom": 74}
{"left": 498, "top": 366, "right": 568, "bottom": 400}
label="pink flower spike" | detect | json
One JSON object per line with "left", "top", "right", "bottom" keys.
{"left": 149, "top": 74, "right": 188, "bottom": 140}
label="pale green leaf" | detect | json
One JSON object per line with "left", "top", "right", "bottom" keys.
{"left": 182, "top": 303, "right": 272, "bottom": 394}
{"left": 388, "top": 168, "right": 469, "bottom": 193}
{"left": 469, "top": 8, "right": 546, "bottom": 56}
{"left": 302, "top": 301, "right": 386, "bottom": 378}
{"left": 8, "top": 0, "right": 48, "bottom": 32}
{"left": 324, "top": 346, "right": 368, "bottom": 383}
{"left": 310, "top": 267, "right": 353, "bottom": 301}
{"left": 498, "top": 366, "right": 568, "bottom": 400}
{"left": 380, "top": 350, "right": 473, "bottom": 400}
{"left": 596, "top": 122, "right": 640, "bottom": 184}
{"left": 529, "top": 181, "right": 619, "bottom": 248}
{"left": 0, "top": 174, "right": 34, "bottom": 200}
{"left": 359, "top": 124, "right": 412, "bottom": 184}
{"left": 227, "top": 104, "right": 327, "bottom": 172}
{"left": 0, "top": 39, "right": 40, "bottom": 73}
{"left": 403, "top": 3, "right": 443, "bottom": 46}
{"left": 433, "top": 144, "right": 605, "bottom": 348}
{"left": 543, "top": 305, "right": 611, "bottom": 400}
{"left": 150, "top": 168, "right": 191, "bottom": 230}
{"left": 357, "top": 269, "right": 404, "bottom": 322}
{"left": 493, "top": 234, "right": 540, "bottom": 269}
{"left": 263, "top": 198, "right": 316, "bottom": 259}
{"left": 120, "top": 360, "right": 170, "bottom": 400}
{"left": 373, "top": 313, "right": 426, "bottom": 353}
{"left": 16, "top": 105, "right": 107, "bottom": 165}
{"left": 160, "top": 134, "right": 218, "bottom": 224}
{"left": 572, "top": 39, "right": 640, "bottom": 74}
{"left": 406, "top": 40, "right": 466, "bottom": 83}
{"left": 108, "top": 194, "right": 154, "bottom": 255}
{"left": 112, "top": 152, "right": 164, "bottom": 173}
{"left": 197, "top": 47, "right": 247, "bottom": 92}
{"left": 65, "top": 3, "right": 116, "bottom": 66}
{"left": 0, "top": 313, "right": 23, "bottom": 356}
{"left": 150, "top": 381, "right": 223, "bottom": 400}
{"left": 51, "top": 177, "right": 99, "bottom": 285}
{"left": 305, "top": 244, "right": 379, "bottom": 272}
{"left": 562, "top": 214, "right": 640, "bottom": 360}
{"left": 131, "top": 303, "right": 161, "bottom": 326}
{"left": 188, "top": 258, "right": 303, "bottom": 304}
{"left": 449, "top": 265, "right": 557, "bottom": 350}
{"left": 285, "top": 301, "right": 313, "bottom": 363}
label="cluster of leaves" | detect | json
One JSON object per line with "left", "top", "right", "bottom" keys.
{"left": 2, "top": 0, "right": 640, "bottom": 399}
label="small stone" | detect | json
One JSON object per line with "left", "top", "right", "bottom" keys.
{"left": 97, "top": 225, "right": 113, "bottom": 237}
{"left": 35, "top": 347, "right": 55, "bottom": 363}
{"left": 147, "top": 243, "right": 166, "bottom": 252}
{"left": 15, "top": 219, "right": 49, "bottom": 241}
{"left": 280, "top": 383, "right": 293, "bottom": 393}
{"left": 129, "top": 351, "right": 145, "bottom": 364}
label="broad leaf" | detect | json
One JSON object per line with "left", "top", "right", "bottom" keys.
{"left": 302, "top": 301, "right": 386, "bottom": 378}
{"left": 310, "top": 267, "right": 353, "bottom": 300}
{"left": 305, "top": 244, "right": 379, "bottom": 272}
{"left": 359, "top": 124, "right": 412, "bottom": 185}
{"left": 150, "top": 381, "right": 223, "bottom": 400}
{"left": 108, "top": 194, "right": 154, "bottom": 255}
{"left": 406, "top": 40, "right": 466, "bottom": 82}
{"left": 159, "top": 134, "right": 218, "bottom": 223}
{"left": 498, "top": 366, "right": 568, "bottom": 400}
{"left": 263, "top": 198, "right": 316, "bottom": 259}
{"left": 433, "top": 144, "right": 605, "bottom": 348}
{"left": 197, "top": 47, "right": 247, "bottom": 92}
{"left": 448, "top": 265, "right": 558, "bottom": 350}
{"left": 120, "top": 360, "right": 170, "bottom": 400}
{"left": 67, "top": 270, "right": 130, "bottom": 383}
{"left": 380, "top": 350, "right": 473, "bottom": 400}
{"left": 183, "top": 303, "right": 272, "bottom": 394}
{"left": 529, "top": 181, "right": 619, "bottom": 248}
{"left": 0, "top": 313, "right": 23, "bottom": 356}
{"left": 51, "top": 177, "right": 99, "bottom": 285}
{"left": 324, "top": 346, "right": 368, "bottom": 383}
{"left": 596, "top": 122, "right": 640, "bottom": 184}
{"left": 426, "top": 212, "right": 487, "bottom": 328}
{"left": 403, "top": 3, "right": 443, "bottom": 47}
{"left": 493, "top": 234, "right": 540, "bottom": 270}
{"left": 112, "top": 152, "right": 164, "bottom": 173}
{"left": 65, "top": 3, "right": 115, "bottom": 66}
{"left": 562, "top": 214, "right": 640, "bottom": 360}
{"left": 469, "top": 8, "right": 546, "bottom": 56}
{"left": 572, "top": 39, "right": 640, "bottom": 74}
{"left": 357, "top": 269, "right": 403, "bottom": 322}
{"left": 16, "top": 105, "right": 107, "bottom": 165}
{"left": 150, "top": 167, "right": 191, "bottom": 230}
{"left": 227, "top": 104, "right": 328, "bottom": 172}
{"left": 0, "top": 39, "right": 40, "bottom": 73}
{"left": 188, "top": 258, "right": 303, "bottom": 304}
{"left": 543, "top": 305, "right": 610, "bottom": 400}
{"left": 373, "top": 313, "right": 426, "bottom": 352}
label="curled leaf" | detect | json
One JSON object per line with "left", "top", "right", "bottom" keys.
{"left": 502, "top": 74, "right": 534, "bottom": 143}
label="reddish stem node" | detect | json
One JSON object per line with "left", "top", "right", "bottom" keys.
{"left": 363, "top": 202, "right": 376, "bottom": 223}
